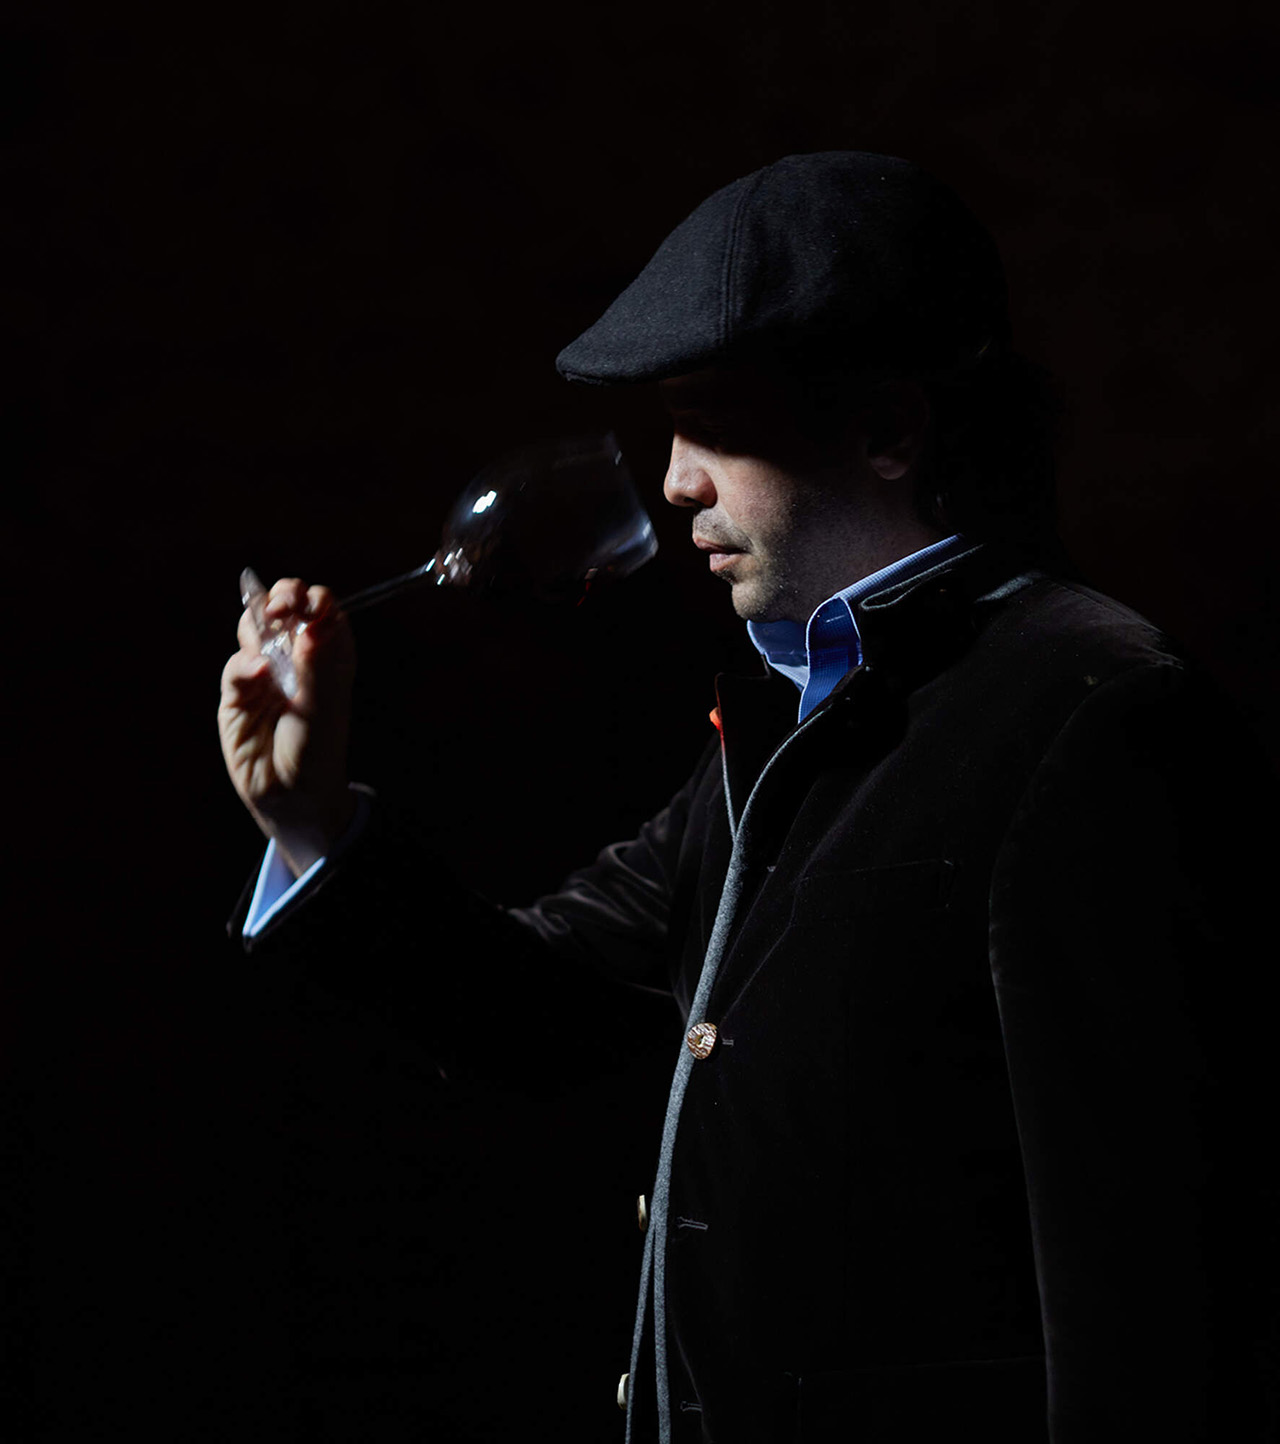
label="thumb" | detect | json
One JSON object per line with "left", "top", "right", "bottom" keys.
{"left": 289, "top": 586, "right": 356, "bottom": 715}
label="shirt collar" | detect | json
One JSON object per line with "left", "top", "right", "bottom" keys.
{"left": 747, "top": 534, "right": 971, "bottom": 720}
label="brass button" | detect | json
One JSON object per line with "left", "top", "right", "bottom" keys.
{"left": 686, "top": 1021, "right": 717, "bottom": 1059}
{"left": 637, "top": 1194, "right": 648, "bottom": 1232}
{"left": 617, "top": 1373, "right": 629, "bottom": 1411}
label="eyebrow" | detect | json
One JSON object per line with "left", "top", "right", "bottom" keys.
{"left": 661, "top": 385, "right": 750, "bottom": 413}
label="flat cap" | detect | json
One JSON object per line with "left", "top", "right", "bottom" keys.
{"left": 556, "top": 151, "right": 1009, "bottom": 385}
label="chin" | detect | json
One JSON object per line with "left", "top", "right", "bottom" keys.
{"left": 723, "top": 560, "right": 807, "bottom": 624}
{"left": 727, "top": 580, "right": 764, "bottom": 621}
{"left": 730, "top": 584, "right": 794, "bottom": 625}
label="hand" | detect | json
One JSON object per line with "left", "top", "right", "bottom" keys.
{"left": 219, "top": 578, "right": 358, "bottom": 877}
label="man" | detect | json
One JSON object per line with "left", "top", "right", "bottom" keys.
{"left": 221, "top": 153, "right": 1274, "bottom": 1441}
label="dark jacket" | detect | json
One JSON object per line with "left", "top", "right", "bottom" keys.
{"left": 235, "top": 545, "right": 1276, "bottom": 1442}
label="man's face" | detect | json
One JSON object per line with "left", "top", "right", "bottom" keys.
{"left": 660, "top": 367, "right": 925, "bottom": 624}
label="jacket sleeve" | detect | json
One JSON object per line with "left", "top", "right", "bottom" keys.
{"left": 988, "top": 660, "right": 1276, "bottom": 1440}
{"left": 226, "top": 738, "right": 720, "bottom": 1085}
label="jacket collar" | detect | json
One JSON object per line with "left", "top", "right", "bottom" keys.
{"left": 713, "top": 544, "right": 1043, "bottom": 821}
{"left": 852, "top": 541, "right": 1040, "bottom": 669}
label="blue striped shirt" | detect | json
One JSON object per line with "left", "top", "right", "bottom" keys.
{"left": 746, "top": 534, "right": 970, "bottom": 721}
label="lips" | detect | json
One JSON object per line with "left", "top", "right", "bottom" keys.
{"left": 693, "top": 536, "right": 745, "bottom": 573}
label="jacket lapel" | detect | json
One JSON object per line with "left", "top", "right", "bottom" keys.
{"left": 712, "top": 546, "right": 1041, "bottom": 870}
{"left": 713, "top": 668, "right": 797, "bottom": 834}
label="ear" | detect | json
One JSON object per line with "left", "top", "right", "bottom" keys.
{"left": 862, "top": 380, "right": 930, "bottom": 481}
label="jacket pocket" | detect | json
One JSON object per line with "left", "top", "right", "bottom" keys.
{"left": 797, "top": 1355, "right": 1046, "bottom": 1442}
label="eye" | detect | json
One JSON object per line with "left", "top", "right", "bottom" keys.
{"left": 674, "top": 414, "right": 740, "bottom": 450}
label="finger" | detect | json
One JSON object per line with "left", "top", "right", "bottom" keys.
{"left": 237, "top": 605, "right": 263, "bottom": 652}
{"left": 220, "top": 655, "right": 289, "bottom": 739}
{"left": 221, "top": 648, "right": 272, "bottom": 698}
{"left": 265, "top": 577, "right": 308, "bottom": 623}
{"left": 291, "top": 589, "right": 356, "bottom": 687}
{"left": 304, "top": 584, "right": 339, "bottom": 621}
{"left": 236, "top": 603, "right": 296, "bottom": 654}
{"left": 290, "top": 585, "right": 344, "bottom": 651}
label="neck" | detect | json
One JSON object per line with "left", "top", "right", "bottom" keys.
{"left": 779, "top": 519, "right": 950, "bottom": 624}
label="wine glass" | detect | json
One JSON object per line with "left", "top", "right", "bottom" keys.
{"left": 240, "top": 432, "right": 657, "bottom": 698}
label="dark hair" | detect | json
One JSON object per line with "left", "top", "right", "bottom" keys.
{"left": 914, "top": 349, "right": 1064, "bottom": 563}
{"left": 778, "top": 346, "right": 1065, "bottom": 565}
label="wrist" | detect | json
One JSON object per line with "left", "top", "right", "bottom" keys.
{"left": 256, "top": 786, "right": 359, "bottom": 879}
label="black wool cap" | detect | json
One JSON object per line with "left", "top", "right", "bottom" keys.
{"left": 556, "top": 151, "right": 1010, "bottom": 385}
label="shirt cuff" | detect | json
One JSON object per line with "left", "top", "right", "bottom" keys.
{"left": 242, "top": 785, "right": 374, "bottom": 938}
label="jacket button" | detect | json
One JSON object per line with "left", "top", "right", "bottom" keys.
{"left": 686, "top": 1021, "right": 717, "bottom": 1059}
{"left": 637, "top": 1194, "right": 648, "bottom": 1232}
{"left": 617, "top": 1373, "right": 629, "bottom": 1411}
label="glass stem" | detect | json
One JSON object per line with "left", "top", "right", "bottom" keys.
{"left": 339, "top": 558, "right": 438, "bottom": 616}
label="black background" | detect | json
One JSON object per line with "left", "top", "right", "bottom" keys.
{"left": 5, "top": 2, "right": 1277, "bottom": 1439}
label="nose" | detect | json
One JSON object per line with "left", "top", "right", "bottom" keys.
{"left": 663, "top": 434, "right": 718, "bottom": 509}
